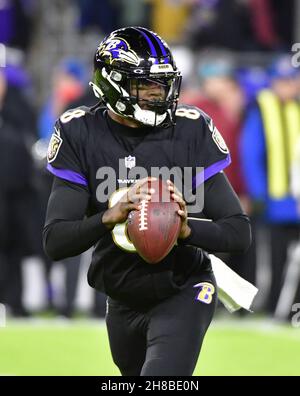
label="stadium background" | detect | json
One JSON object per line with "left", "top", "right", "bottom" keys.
{"left": 0, "top": 0, "right": 300, "bottom": 376}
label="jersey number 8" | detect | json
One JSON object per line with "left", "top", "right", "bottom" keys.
{"left": 175, "top": 107, "right": 200, "bottom": 120}
{"left": 109, "top": 189, "right": 136, "bottom": 253}
{"left": 60, "top": 109, "right": 86, "bottom": 124}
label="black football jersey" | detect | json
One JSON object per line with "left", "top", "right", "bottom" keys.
{"left": 46, "top": 104, "right": 231, "bottom": 308}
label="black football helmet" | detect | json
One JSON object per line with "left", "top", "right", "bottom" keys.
{"left": 90, "top": 26, "right": 182, "bottom": 127}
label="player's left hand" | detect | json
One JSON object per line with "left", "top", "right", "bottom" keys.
{"left": 167, "top": 180, "right": 191, "bottom": 240}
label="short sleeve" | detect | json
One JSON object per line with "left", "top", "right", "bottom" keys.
{"left": 194, "top": 112, "right": 231, "bottom": 189}
{"left": 46, "top": 118, "right": 88, "bottom": 188}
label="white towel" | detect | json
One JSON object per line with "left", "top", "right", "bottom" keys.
{"left": 209, "top": 254, "right": 258, "bottom": 313}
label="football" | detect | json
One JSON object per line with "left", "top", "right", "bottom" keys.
{"left": 127, "top": 179, "right": 181, "bottom": 264}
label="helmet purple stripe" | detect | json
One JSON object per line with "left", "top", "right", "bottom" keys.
{"left": 140, "top": 28, "right": 169, "bottom": 64}
{"left": 133, "top": 27, "right": 159, "bottom": 64}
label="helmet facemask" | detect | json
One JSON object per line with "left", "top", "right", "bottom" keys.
{"left": 90, "top": 66, "right": 182, "bottom": 127}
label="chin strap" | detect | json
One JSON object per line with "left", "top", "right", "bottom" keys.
{"left": 133, "top": 104, "right": 167, "bottom": 127}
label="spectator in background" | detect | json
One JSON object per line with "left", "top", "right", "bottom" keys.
{"left": 39, "top": 59, "right": 85, "bottom": 140}
{"left": 76, "top": 0, "right": 119, "bottom": 35}
{"left": 236, "top": 67, "right": 269, "bottom": 107}
{"left": 149, "top": 0, "right": 190, "bottom": 44}
{"left": 117, "top": 0, "right": 151, "bottom": 29}
{"left": 247, "top": 0, "right": 280, "bottom": 50}
{"left": 268, "top": 0, "right": 296, "bottom": 49}
{"left": 247, "top": 0, "right": 295, "bottom": 51}
{"left": 0, "top": 68, "right": 38, "bottom": 316}
{"left": 291, "top": 137, "right": 300, "bottom": 210}
{"left": 274, "top": 134, "right": 300, "bottom": 321}
{"left": 38, "top": 59, "right": 86, "bottom": 317}
{"left": 0, "top": 0, "right": 34, "bottom": 52}
{"left": 241, "top": 55, "right": 300, "bottom": 316}
{"left": 184, "top": 0, "right": 295, "bottom": 51}
{"left": 185, "top": 0, "right": 258, "bottom": 51}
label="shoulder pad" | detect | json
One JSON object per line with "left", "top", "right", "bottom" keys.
{"left": 176, "top": 104, "right": 210, "bottom": 124}
{"left": 59, "top": 107, "right": 89, "bottom": 125}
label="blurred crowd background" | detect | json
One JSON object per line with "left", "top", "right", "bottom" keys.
{"left": 0, "top": 0, "right": 300, "bottom": 321}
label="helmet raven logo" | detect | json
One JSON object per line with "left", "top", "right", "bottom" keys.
{"left": 96, "top": 34, "right": 140, "bottom": 66}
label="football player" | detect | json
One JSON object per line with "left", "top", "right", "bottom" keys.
{"left": 43, "top": 27, "right": 251, "bottom": 376}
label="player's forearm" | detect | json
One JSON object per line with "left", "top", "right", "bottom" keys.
{"left": 43, "top": 213, "right": 109, "bottom": 260}
{"left": 180, "top": 214, "right": 251, "bottom": 253}
{"left": 181, "top": 172, "right": 252, "bottom": 253}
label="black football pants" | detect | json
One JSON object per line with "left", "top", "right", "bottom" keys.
{"left": 105, "top": 271, "right": 217, "bottom": 376}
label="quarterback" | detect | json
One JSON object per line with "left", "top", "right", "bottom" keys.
{"left": 43, "top": 27, "right": 251, "bottom": 376}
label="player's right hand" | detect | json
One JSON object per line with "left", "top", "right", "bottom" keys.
{"left": 102, "top": 177, "right": 157, "bottom": 230}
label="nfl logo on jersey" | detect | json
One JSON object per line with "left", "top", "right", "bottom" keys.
{"left": 125, "top": 155, "right": 136, "bottom": 169}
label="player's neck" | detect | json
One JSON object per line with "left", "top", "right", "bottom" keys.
{"left": 108, "top": 110, "right": 143, "bottom": 128}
